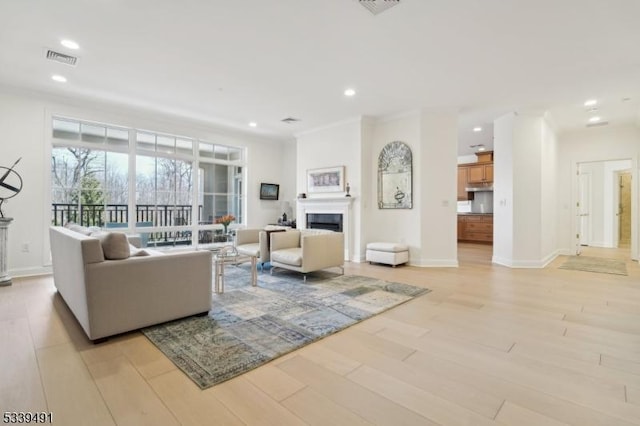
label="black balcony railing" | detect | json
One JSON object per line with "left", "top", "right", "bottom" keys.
{"left": 51, "top": 203, "right": 221, "bottom": 246}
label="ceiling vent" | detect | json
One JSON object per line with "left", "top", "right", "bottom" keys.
{"left": 281, "top": 117, "right": 301, "bottom": 124}
{"left": 586, "top": 121, "right": 609, "bottom": 128}
{"left": 358, "top": 0, "right": 401, "bottom": 15}
{"left": 45, "top": 49, "right": 78, "bottom": 66}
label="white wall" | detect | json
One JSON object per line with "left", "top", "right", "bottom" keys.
{"left": 0, "top": 89, "right": 292, "bottom": 277}
{"left": 295, "top": 118, "right": 362, "bottom": 260}
{"left": 493, "top": 112, "right": 559, "bottom": 267}
{"left": 418, "top": 110, "right": 458, "bottom": 267}
{"left": 295, "top": 110, "right": 458, "bottom": 267}
{"left": 540, "top": 115, "right": 558, "bottom": 259}
{"left": 257, "top": 139, "right": 297, "bottom": 225}
{"left": 557, "top": 123, "right": 640, "bottom": 259}
{"left": 370, "top": 113, "right": 422, "bottom": 263}
{"left": 493, "top": 113, "right": 515, "bottom": 265}
{"left": 0, "top": 91, "right": 48, "bottom": 277}
{"left": 512, "top": 114, "right": 542, "bottom": 264}
{"left": 357, "top": 117, "right": 375, "bottom": 262}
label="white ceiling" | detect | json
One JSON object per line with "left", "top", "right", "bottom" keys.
{"left": 1, "top": 0, "right": 639, "bottom": 155}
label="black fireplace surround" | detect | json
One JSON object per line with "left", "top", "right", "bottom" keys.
{"left": 306, "top": 213, "right": 343, "bottom": 232}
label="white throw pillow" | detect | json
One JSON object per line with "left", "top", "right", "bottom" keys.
{"left": 64, "top": 222, "right": 92, "bottom": 236}
{"left": 128, "top": 244, "right": 150, "bottom": 257}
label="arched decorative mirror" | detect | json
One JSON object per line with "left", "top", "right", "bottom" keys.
{"left": 378, "top": 141, "right": 412, "bottom": 209}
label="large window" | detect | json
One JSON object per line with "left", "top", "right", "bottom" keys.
{"left": 198, "top": 141, "right": 243, "bottom": 225}
{"left": 50, "top": 117, "right": 245, "bottom": 248}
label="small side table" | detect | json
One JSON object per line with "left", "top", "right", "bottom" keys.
{"left": 213, "top": 245, "right": 257, "bottom": 293}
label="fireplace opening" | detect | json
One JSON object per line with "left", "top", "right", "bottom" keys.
{"left": 306, "top": 213, "right": 343, "bottom": 232}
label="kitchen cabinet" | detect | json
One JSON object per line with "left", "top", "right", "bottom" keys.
{"left": 467, "top": 163, "right": 493, "bottom": 183}
{"left": 457, "top": 214, "right": 493, "bottom": 243}
{"left": 457, "top": 166, "right": 473, "bottom": 201}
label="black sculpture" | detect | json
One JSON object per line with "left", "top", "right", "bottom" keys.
{"left": 0, "top": 158, "right": 23, "bottom": 218}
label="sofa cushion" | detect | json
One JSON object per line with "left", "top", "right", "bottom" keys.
{"left": 366, "top": 242, "right": 409, "bottom": 253}
{"left": 236, "top": 242, "right": 260, "bottom": 257}
{"left": 271, "top": 248, "right": 303, "bottom": 266}
{"left": 93, "top": 232, "right": 130, "bottom": 260}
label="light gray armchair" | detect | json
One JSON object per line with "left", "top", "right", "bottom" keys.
{"left": 270, "top": 229, "right": 344, "bottom": 281}
{"left": 235, "top": 227, "right": 289, "bottom": 270}
{"left": 235, "top": 229, "right": 267, "bottom": 269}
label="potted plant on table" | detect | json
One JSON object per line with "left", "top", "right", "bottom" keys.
{"left": 216, "top": 214, "right": 235, "bottom": 235}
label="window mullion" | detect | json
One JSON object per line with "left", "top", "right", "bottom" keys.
{"left": 128, "top": 128, "right": 136, "bottom": 234}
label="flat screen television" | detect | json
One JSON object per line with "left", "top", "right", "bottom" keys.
{"left": 260, "top": 183, "right": 279, "bottom": 200}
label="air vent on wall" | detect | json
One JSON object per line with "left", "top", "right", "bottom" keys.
{"left": 586, "top": 121, "right": 609, "bottom": 128}
{"left": 281, "top": 117, "right": 301, "bottom": 124}
{"left": 358, "top": 0, "right": 401, "bottom": 15}
{"left": 45, "top": 49, "right": 78, "bottom": 66}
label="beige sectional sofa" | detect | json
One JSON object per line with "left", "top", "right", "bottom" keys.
{"left": 50, "top": 226, "right": 212, "bottom": 341}
{"left": 269, "top": 229, "right": 344, "bottom": 281}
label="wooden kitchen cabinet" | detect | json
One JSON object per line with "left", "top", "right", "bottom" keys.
{"left": 457, "top": 166, "right": 473, "bottom": 201}
{"left": 457, "top": 214, "right": 493, "bottom": 243}
{"left": 467, "top": 163, "right": 493, "bottom": 183}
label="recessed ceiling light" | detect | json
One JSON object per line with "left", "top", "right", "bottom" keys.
{"left": 60, "top": 39, "right": 79, "bottom": 50}
{"left": 344, "top": 88, "right": 356, "bottom": 97}
{"left": 473, "top": 127, "right": 482, "bottom": 132}
{"left": 51, "top": 75, "right": 67, "bottom": 83}
{"left": 584, "top": 99, "right": 597, "bottom": 107}
{"left": 478, "top": 146, "right": 486, "bottom": 152}
{"left": 249, "top": 122, "right": 257, "bottom": 127}
{"left": 588, "top": 116, "right": 601, "bottom": 123}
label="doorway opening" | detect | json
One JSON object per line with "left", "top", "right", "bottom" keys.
{"left": 576, "top": 159, "right": 633, "bottom": 260}
{"left": 617, "top": 171, "right": 632, "bottom": 248}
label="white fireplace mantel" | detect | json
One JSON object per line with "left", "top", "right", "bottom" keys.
{"left": 297, "top": 197, "right": 355, "bottom": 260}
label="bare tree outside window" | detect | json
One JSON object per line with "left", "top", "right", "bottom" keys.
{"left": 51, "top": 118, "right": 244, "bottom": 247}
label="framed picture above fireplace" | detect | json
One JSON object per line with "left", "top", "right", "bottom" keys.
{"left": 260, "top": 183, "right": 279, "bottom": 200}
{"left": 307, "top": 166, "right": 345, "bottom": 194}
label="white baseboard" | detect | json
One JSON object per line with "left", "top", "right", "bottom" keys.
{"left": 9, "top": 266, "right": 52, "bottom": 278}
{"left": 351, "top": 255, "right": 366, "bottom": 263}
{"left": 491, "top": 256, "right": 514, "bottom": 268}
{"left": 539, "top": 250, "right": 560, "bottom": 268}
{"left": 410, "top": 258, "right": 459, "bottom": 268}
{"left": 492, "top": 250, "right": 559, "bottom": 269}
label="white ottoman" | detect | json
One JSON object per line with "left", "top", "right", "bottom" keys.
{"left": 366, "top": 242, "right": 409, "bottom": 267}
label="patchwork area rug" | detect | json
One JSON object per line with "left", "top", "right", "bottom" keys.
{"left": 559, "top": 255, "right": 628, "bottom": 276}
{"left": 143, "top": 266, "right": 430, "bottom": 389}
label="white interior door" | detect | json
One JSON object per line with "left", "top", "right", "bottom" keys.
{"left": 578, "top": 171, "right": 591, "bottom": 248}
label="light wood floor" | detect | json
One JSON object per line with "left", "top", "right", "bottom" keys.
{"left": 2, "top": 244, "right": 640, "bottom": 425}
